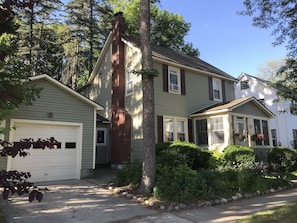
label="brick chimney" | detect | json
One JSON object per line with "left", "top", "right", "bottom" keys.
{"left": 110, "top": 12, "right": 131, "bottom": 166}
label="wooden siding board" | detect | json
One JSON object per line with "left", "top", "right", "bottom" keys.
{"left": 154, "top": 62, "right": 233, "bottom": 117}
{"left": 233, "top": 102, "right": 268, "bottom": 117}
{"left": 9, "top": 79, "right": 95, "bottom": 170}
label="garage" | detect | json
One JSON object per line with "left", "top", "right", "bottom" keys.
{"left": 8, "top": 120, "right": 82, "bottom": 182}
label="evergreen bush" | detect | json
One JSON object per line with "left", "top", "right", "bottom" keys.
{"left": 268, "top": 147, "right": 297, "bottom": 173}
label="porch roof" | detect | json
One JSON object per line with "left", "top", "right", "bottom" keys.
{"left": 190, "top": 96, "right": 275, "bottom": 118}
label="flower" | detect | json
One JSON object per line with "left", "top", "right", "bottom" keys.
{"left": 251, "top": 134, "right": 264, "bottom": 141}
{"left": 234, "top": 132, "right": 246, "bottom": 141}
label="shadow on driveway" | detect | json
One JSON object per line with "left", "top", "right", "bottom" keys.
{"left": 0, "top": 178, "right": 158, "bottom": 223}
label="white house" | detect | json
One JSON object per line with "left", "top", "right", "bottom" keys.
{"left": 235, "top": 73, "right": 297, "bottom": 149}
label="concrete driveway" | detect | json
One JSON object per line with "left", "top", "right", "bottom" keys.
{"left": 0, "top": 178, "right": 158, "bottom": 223}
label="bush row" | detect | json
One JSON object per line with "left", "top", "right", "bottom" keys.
{"left": 115, "top": 142, "right": 294, "bottom": 202}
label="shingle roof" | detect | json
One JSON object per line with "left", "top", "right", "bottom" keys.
{"left": 122, "top": 35, "right": 237, "bottom": 81}
{"left": 191, "top": 96, "right": 275, "bottom": 118}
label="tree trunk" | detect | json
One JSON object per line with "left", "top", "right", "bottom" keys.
{"left": 139, "top": 0, "right": 156, "bottom": 194}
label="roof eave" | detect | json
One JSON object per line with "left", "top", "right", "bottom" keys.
{"left": 29, "top": 74, "right": 103, "bottom": 111}
{"left": 153, "top": 56, "right": 237, "bottom": 82}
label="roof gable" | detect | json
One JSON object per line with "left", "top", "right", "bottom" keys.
{"left": 29, "top": 74, "right": 103, "bottom": 110}
{"left": 191, "top": 96, "right": 275, "bottom": 118}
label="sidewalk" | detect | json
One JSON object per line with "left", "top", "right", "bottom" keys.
{"left": 124, "top": 187, "right": 297, "bottom": 223}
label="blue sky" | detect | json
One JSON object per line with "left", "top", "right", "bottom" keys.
{"left": 159, "top": 0, "right": 287, "bottom": 78}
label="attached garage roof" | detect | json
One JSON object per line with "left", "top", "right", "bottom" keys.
{"left": 29, "top": 74, "right": 103, "bottom": 110}
{"left": 191, "top": 96, "right": 275, "bottom": 118}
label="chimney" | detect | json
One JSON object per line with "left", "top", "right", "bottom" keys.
{"left": 110, "top": 12, "right": 131, "bottom": 166}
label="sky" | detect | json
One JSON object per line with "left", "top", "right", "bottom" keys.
{"left": 159, "top": 0, "right": 288, "bottom": 78}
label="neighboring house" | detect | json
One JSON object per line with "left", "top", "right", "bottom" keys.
{"left": 235, "top": 72, "right": 297, "bottom": 149}
{"left": 79, "top": 13, "right": 274, "bottom": 167}
{"left": 1, "top": 74, "right": 102, "bottom": 182}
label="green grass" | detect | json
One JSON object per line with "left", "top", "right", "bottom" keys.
{"left": 237, "top": 201, "right": 297, "bottom": 223}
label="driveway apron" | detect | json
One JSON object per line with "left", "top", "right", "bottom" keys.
{"left": 0, "top": 179, "right": 158, "bottom": 223}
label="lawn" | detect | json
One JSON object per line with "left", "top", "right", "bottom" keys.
{"left": 237, "top": 201, "right": 297, "bottom": 223}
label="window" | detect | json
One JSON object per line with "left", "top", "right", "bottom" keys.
{"left": 254, "top": 119, "right": 270, "bottom": 146}
{"left": 212, "top": 78, "right": 222, "bottom": 101}
{"left": 168, "top": 67, "right": 180, "bottom": 93}
{"left": 292, "top": 129, "right": 297, "bottom": 149}
{"left": 271, "top": 129, "right": 277, "bottom": 147}
{"left": 290, "top": 100, "right": 297, "bottom": 115}
{"left": 163, "top": 117, "right": 188, "bottom": 142}
{"left": 210, "top": 116, "right": 224, "bottom": 144}
{"left": 125, "top": 70, "right": 133, "bottom": 95}
{"left": 195, "top": 119, "right": 208, "bottom": 146}
{"left": 240, "top": 80, "right": 249, "bottom": 90}
{"left": 65, "top": 142, "right": 76, "bottom": 149}
{"left": 96, "top": 128, "right": 107, "bottom": 146}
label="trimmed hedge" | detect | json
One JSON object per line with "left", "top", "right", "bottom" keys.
{"left": 268, "top": 147, "right": 297, "bottom": 173}
{"left": 223, "top": 145, "right": 256, "bottom": 164}
{"left": 156, "top": 141, "right": 216, "bottom": 170}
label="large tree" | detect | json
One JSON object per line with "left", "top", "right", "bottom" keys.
{"left": 139, "top": 0, "right": 156, "bottom": 193}
{"left": 63, "top": 0, "right": 113, "bottom": 88}
{"left": 242, "top": 0, "right": 297, "bottom": 103}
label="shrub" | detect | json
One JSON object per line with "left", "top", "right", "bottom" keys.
{"left": 223, "top": 145, "right": 256, "bottom": 165}
{"left": 154, "top": 165, "right": 207, "bottom": 202}
{"left": 114, "top": 160, "right": 142, "bottom": 186}
{"left": 156, "top": 141, "right": 215, "bottom": 170}
{"left": 268, "top": 147, "right": 297, "bottom": 173}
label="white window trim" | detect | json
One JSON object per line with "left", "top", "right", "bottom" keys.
{"left": 96, "top": 128, "right": 107, "bottom": 146}
{"left": 212, "top": 78, "right": 222, "bottom": 102}
{"left": 125, "top": 70, "right": 134, "bottom": 96}
{"left": 168, "top": 66, "right": 181, "bottom": 94}
{"left": 209, "top": 115, "right": 225, "bottom": 145}
{"left": 240, "top": 80, "right": 250, "bottom": 90}
{"left": 163, "top": 116, "right": 188, "bottom": 142}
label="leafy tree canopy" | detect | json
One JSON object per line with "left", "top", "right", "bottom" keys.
{"left": 241, "top": 0, "right": 297, "bottom": 105}
{"left": 241, "top": 0, "right": 297, "bottom": 57}
{"left": 106, "top": 0, "right": 200, "bottom": 57}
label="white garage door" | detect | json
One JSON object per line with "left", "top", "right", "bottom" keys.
{"left": 8, "top": 120, "right": 81, "bottom": 182}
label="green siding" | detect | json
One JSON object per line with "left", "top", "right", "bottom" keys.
{"left": 82, "top": 45, "right": 112, "bottom": 120}
{"left": 154, "top": 62, "right": 235, "bottom": 117}
{"left": 7, "top": 79, "right": 95, "bottom": 174}
{"left": 233, "top": 102, "right": 268, "bottom": 117}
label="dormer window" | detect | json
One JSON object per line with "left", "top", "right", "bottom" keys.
{"left": 240, "top": 80, "right": 249, "bottom": 90}
{"left": 168, "top": 67, "right": 181, "bottom": 94}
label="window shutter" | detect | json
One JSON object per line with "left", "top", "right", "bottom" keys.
{"left": 208, "top": 76, "right": 213, "bottom": 100}
{"left": 181, "top": 69, "right": 186, "bottom": 95}
{"left": 157, "top": 115, "right": 164, "bottom": 143}
{"left": 188, "top": 119, "right": 193, "bottom": 142}
{"left": 222, "top": 80, "right": 226, "bottom": 103}
{"left": 163, "top": 64, "right": 168, "bottom": 92}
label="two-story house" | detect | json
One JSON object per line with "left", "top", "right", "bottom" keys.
{"left": 79, "top": 13, "right": 274, "bottom": 167}
{"left": 235, "top": 72, "right": 297, "bottom": 149}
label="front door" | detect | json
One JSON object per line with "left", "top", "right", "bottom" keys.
{"left": 235, "top": 117, "right": 248, "bottom": 146}
{"left": 96, "top": 127, "right": 109, "bottom": 165}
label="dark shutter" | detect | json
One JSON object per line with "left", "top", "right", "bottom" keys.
{"left": 208, "top": 76, "right": 213, "bottom": 100}
{"left": 188, "top": 119, "right": 193, "bottom": 143}
{"left": 222, "top": 79, "right": 226, "bottom": 103}
{"left": 157, "top": 115, "right": 163, "bottom": 143}
{"left": 163, "top": 64, "right": 168, "bottom": 92}
{"left": 180, "top": 69, "right": 186, "bottom": 95}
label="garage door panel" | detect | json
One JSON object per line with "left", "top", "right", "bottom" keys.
{"left": 9, "top": 121, "right": 80, "bottom": 182}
